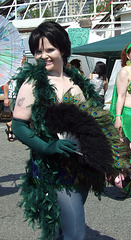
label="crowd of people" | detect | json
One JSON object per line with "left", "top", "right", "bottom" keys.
{"left": 0, "top": 20, "right": 131, "bottom": 240}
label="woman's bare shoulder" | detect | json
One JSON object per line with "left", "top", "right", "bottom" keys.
{"left": 118, "top": 67, "right": 129, "bottom": 79}
{"left": 19, "top": 79, "right": 34, "bottom": 91}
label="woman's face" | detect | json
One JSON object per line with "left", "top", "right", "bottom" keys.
{"left": 34, "top": 37, "right": 63, "bottom": 74}
{"left": 127, "top": 51, "right": 131, "bottom": 61}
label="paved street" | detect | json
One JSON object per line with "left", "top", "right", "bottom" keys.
{"left": 0, "top": 121, "right": 131, "bottom": 240}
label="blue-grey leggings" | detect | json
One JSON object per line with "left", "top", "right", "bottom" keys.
{"left": 56, "top": 188, "right": 88, "bottom": 240}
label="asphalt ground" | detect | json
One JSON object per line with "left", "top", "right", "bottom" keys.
{"left": 0, "top": 121, "right": 131, "bottom": 240}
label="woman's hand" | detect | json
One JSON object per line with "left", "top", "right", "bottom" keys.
{"left": 114, "top": 116, "right": 122, "bottom": 136}
{"left": 4, "top": 98, "right": 10, "bottom": 107}
{"left": 44, "top": 139, "right": 77, "bottom": 157}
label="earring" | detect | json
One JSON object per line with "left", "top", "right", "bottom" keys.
{"left": 126, "top": 60, "right": 131, "bottom": 66}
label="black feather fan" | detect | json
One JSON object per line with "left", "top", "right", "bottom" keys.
{"left": 45, "top": 102, "right": 114, "bottom": 175}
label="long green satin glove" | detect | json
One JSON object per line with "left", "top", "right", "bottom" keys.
{"left": 12, "top": 118, "right": 76, "bottom": 157}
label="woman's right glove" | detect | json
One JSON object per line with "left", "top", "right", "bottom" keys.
{"left": 12, "top": 118, "right": 76, "bottom": 157}
{"left": 44, "top": 139, "right": 76, "bottom": 157}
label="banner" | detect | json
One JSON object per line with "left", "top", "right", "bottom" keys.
{"left": 68, "top": 28, "right": 90, "bottom": 48}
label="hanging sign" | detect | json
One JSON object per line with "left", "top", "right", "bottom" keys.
{"left": 68, "top": 28, "right": 90, "bottom": 48}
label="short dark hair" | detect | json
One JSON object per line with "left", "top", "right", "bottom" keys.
{"left": 70, "top": 59, "right": 81, "bottom": 69}
{"left": 29, "top": 21, "right": 71, "bottom": 65}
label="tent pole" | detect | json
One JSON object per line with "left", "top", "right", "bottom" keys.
{"left": 85, "top": 56, "right": 92, "bottom": 76}
{"left": 106, "top": 58, "right": 116, "bottom": 81}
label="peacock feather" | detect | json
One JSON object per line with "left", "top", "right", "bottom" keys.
{"left": 62, "top": 92, "right": 131, "bottom": 171}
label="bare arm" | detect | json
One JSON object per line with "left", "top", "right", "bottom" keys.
{"left": 88, "top": 73, "right": 93, "bottom": 80}
{"left": 3, "top": 82, "right": 10, "bottom": 107}
{"left": 12, "top": 81, "right": 76, "bottom": 156}
{"left": 114, "top": 68, "right": 128, "bottom": 133}
{"left": 13, "top": 81, "right": 35, "bottom": 121}
{"left": 104, "top": 78, "right": 108, "bottom": 94}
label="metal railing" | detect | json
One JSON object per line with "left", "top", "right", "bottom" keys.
{"left": 0, "top": 0, "right": 131, "bottom": 36}
{"left": 0, "top": 0, "right": 113, "bottom": 21}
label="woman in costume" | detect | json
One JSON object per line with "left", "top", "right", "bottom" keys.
{"left": 12, "top": 22, "right": 130, "bottom": 240}
{"left": 89, "top": 61, "right": 108, "bottom": 104}
{"left": 110, "top": 43, "right": 131, "bottom": 194}
{"left": 110, "top": 43, "right": 131, "bottom": 147}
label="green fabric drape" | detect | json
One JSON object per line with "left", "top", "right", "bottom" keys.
{"left": 110, "top": 77, "right": 117, "bottom": 122}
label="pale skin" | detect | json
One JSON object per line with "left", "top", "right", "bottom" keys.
{"left": 3, "top": 82, "right": 13, "bottom": 137}
{"left": 13, "top": 37, "right": 85, "bottom": 121}
{"left": 3, "top": 82, "right": 10, "bottom": 107}
{"left": 114, "top": 52, "right": 131, "bottom": 148}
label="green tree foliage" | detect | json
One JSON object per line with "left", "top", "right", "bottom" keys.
{"left": 89, "top": 0, "right": 111, "bottom": 14}
{"left": 43, "top": 7, "right": 51, "bottom": 18}
{"left": 18, "top": 6, "right": 51, "bottom": 19}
